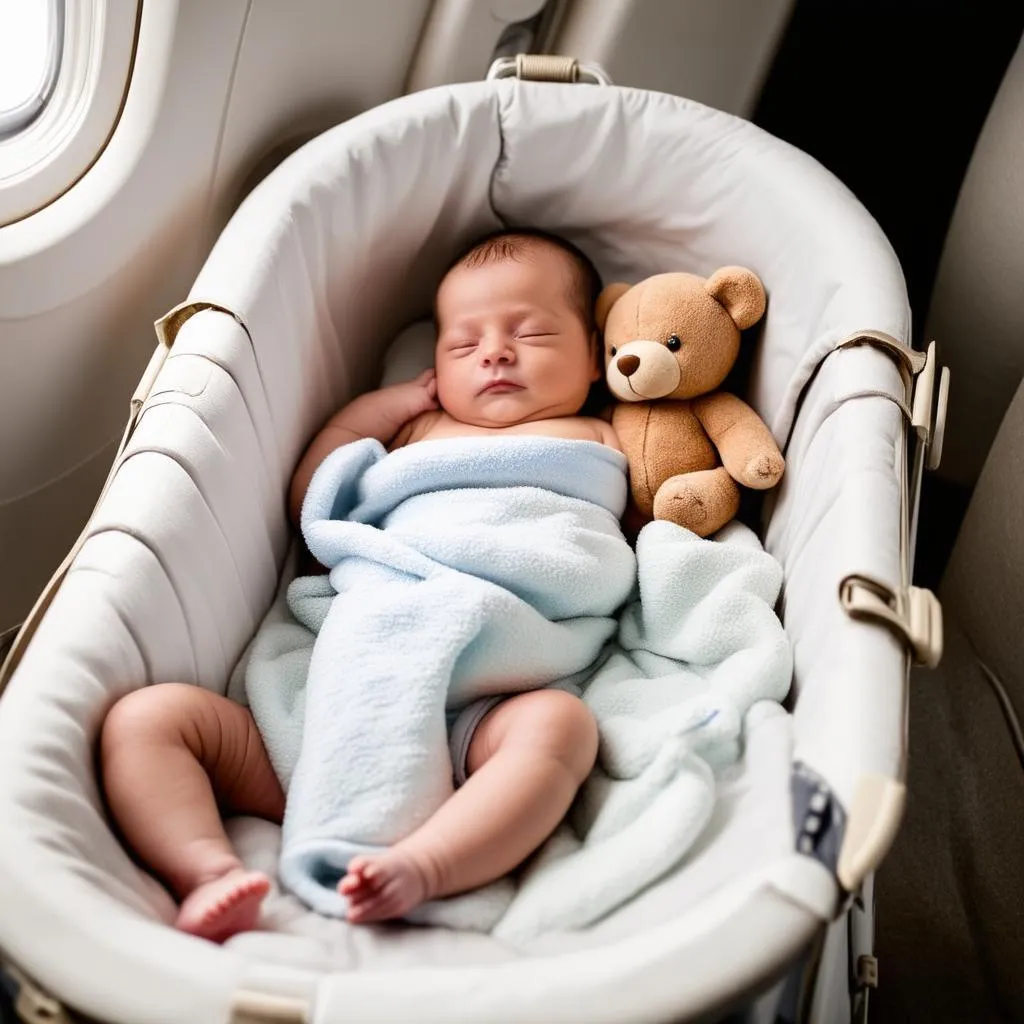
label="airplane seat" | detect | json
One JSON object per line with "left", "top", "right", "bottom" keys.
{"left": 923, "top": 37, "right": 1024, "bottom": 492}
{"left": 875, "top": 36, "right": 1024, "bottom": 1024}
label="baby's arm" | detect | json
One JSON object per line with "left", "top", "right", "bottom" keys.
{"left": 288, "top": 370, "right": 437, "bottom": 525}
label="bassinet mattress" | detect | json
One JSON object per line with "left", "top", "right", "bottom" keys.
{"left": 0, "top": 78, "right": 914, "bottom": 1024}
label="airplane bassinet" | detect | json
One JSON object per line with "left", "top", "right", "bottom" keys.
{"left": 0, "top": 62, "right": 947, "bottom": 1024}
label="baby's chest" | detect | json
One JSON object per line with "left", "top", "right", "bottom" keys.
{"left": 421, "top": 419, "right": 601, "bottom": 444}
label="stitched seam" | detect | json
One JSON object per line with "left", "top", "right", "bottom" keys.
{"left": 65, "top": 560, "right": 154, "bottom": 685}
{"left": 81, "top": 525, "right": 199, "bottom": 684}
{"left": 115, "top": 437, "right": 263, "bottom": 632}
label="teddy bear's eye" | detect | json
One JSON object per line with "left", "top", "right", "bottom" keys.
{"left": 666, "top": 335, "right": 682, "bottom": 352}
{"left": 609, "top": 346, "right": 617, "bottom": 356}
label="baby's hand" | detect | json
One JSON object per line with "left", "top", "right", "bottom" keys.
{"left": 412, "top": 368, "right": 438, "bottom": 407}
{"left": 379, "top": 369, "right": 439, "bottom": 429}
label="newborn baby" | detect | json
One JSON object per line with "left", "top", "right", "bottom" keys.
{"left": 100, "top": 230, "right": 621, "bottom": 941}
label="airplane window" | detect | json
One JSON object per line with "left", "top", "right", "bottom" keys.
{"left": 0, "top": 0, "right": 137, "bottom": 225}
{"left": 0, "top": 0, "right": 62, "bottom": 140}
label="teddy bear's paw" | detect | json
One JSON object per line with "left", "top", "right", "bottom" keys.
{"left": 653, "top": 484, "right": 710, "bottom": 533}
{"left": 744, "top": 451, "right": 785, "bottom": 489}
{"left": 653, "top": 469, "right": 739, "bottom": 538}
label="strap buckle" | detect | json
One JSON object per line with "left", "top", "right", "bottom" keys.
{"left": 839, "top": 574, "right": 943, "bottom": 668}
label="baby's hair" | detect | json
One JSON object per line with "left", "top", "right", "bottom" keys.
{"left": 442, "top": 227, "right": 603, "bottom": 333}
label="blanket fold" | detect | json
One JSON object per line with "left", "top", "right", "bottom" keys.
{"left": 245, "top": 435, "right": 792, "bottom": 940}
{"left": 268, "top": 436, "right": 637, "bottom": 922}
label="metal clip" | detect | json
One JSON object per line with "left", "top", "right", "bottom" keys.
{"left": 910, "top": 340, "right": 951, "bottom": 471}
{"left": 839, "top": 574, "right": 943, "bottom": 668}
{"left": 852, "top": 954, "right": 879, "bottom": 1024}
{"left": 857, "top": 954, "right": 879, "bottom": 988}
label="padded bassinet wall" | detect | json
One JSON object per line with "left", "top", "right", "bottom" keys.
{"left": 185, "top": 78, "right": 916, "bottom": 812}
{"left": 0, "top": 78, "right": 938, "bottom": 1024}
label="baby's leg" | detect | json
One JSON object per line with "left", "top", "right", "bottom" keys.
{"left": 340, "top": 689, "right": 597, "bottom": 923}
{"left": 101, "top": 683, "right": 284, "bottom": 942}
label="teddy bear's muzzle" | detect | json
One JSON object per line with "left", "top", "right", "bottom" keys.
{"left": 606, "top": 340, "right": 682, "bottom": 402}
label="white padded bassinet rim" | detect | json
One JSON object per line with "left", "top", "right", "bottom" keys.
{"left": 0, "top": 79, "right": 917, "bottom": 1024}
{"left": 189, "top": 78, "right": 912, "bottom": 447}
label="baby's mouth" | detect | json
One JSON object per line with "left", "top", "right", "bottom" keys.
{"left": 479, "top": 379, "right": 524, "bottom": 395}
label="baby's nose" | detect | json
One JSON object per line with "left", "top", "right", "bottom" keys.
{"left": 616, "top": 354, "right": 641, "bottom": 377}
{"left": 481, "top": 341, "right": 513, "bottom": 363}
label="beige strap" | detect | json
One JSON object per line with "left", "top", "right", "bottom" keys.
{"left": 835, "top": 333, "right": 950, "bottom": 468}
{"left": 153, "top": 299, "right": 247, "bottom": 348}
{"left": 230, "top": 991, "right": 309, "bottom": 1024}
{"left": 837, "top": 388, "right": 912, "bottom": 423}
{"left": 839, "top": 574, "right": 943, "bottom": 669}
{"left": 0, "top": 301, "right": 248, "bottom": 696}
{"left": 486, "top": 54, "right": 612, "bottom": 85}
{"left": 832, "top": 332, "right": 950, "bottom": 610}
{"left": 835, "top": 329, "right": 928, "bottom": 378}
{"left": 515, "top": 54, "right": 579, "bottom": 82}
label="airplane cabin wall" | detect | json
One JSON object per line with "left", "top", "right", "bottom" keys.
{"left": 0, "top": 0, "right": 432, "bottom": 638}
{"left": 0, "top": 0, "right": 813, "bottom": 641}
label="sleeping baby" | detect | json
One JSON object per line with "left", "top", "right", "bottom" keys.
{"left": 100, "top": 229, "right": 624, "bottom": 941}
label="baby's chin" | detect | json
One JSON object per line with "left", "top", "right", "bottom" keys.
{"left": 446, "top": 395, "right": 546, "bottom": 428}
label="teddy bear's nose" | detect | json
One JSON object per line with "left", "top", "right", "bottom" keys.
{"left": 616, "top": 354, "right": 641, "bottom": 377}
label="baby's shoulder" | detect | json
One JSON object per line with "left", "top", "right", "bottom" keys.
{"left": 391, "top": 409, "right": 445, "bottom": 450}
{"left": 575, "top": 416, "right": 623, "bottom": 453}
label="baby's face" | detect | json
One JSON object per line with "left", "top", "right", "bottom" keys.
{"left": 434, "top": 246, "right": 599, "bottom": 428}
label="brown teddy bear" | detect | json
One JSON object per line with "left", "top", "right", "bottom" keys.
{"left": 598, "top": 268, "right": 785, "bottom": 538}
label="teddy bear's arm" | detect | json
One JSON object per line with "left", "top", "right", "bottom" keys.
{"left": 692, "top": 392, "right": 785, "bottom": 490}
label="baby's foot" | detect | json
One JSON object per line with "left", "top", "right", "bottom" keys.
{"left": 339, "top": 852, "right": 432, "bottom": 924}
{"left": 175, "top": 868, "right": 270, "bottom": 943}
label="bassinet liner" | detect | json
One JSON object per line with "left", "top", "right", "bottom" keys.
{"left": 0, "top": 75, "right": 946, "bottom": 1024}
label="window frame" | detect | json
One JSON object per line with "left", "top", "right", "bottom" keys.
{"left": 0, "top": 0, "right": 65, "bottom": 141}
{"left": 0, "top": 0, "right": 140, "bottom": 227}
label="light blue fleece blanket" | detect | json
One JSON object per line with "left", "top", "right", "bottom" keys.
{"left": 245, "top": 435, "right": 792, "bottom": 941}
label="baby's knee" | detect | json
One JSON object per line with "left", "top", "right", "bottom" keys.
{"left": 530, "top": 690, "right": 599, "bottom": 783}
{"left": 101, "top": 683, "right": 205, "bottom": 761}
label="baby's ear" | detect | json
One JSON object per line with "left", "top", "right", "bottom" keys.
{"left": 595, "top": 283, "right": 631, "bottom": 332}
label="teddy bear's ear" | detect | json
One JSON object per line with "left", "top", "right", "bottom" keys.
{"left": 595, "top": 283, "right": 632, "bottom": 332}
{"left": 705, "top": 267, "right": 766, "bottom": 330}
